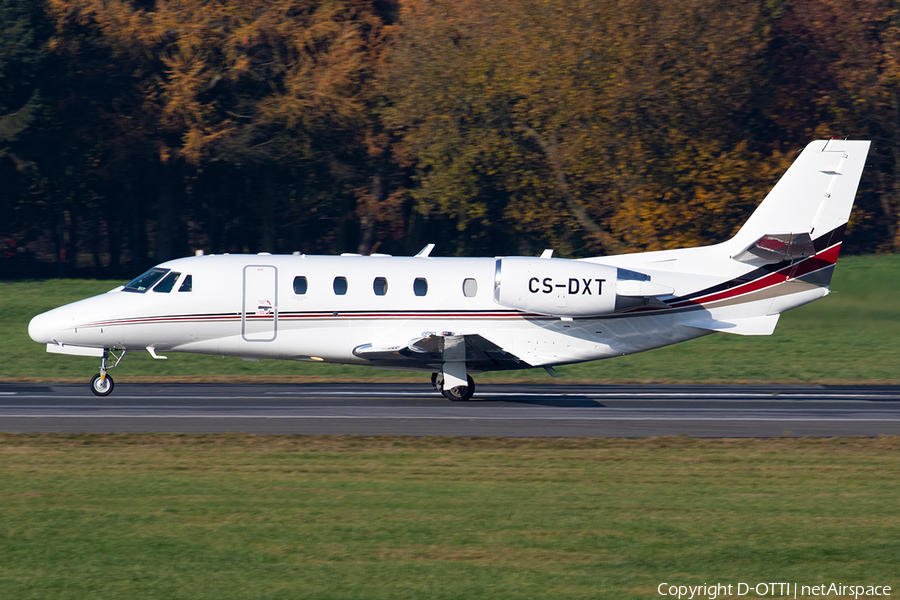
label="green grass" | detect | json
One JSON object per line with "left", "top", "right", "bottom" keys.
{"left": 0, "top": 435, "right": 897, "bottom": 599}
{"left": 2, "top": 254, "right": 899, "bottom": 383}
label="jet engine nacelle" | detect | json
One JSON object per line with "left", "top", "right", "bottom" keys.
{"left": 493, "top": 257, "right": 619, "bottom": 317}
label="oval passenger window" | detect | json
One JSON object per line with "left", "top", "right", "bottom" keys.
{"left": 413, "top": 278, "right": 428, "bottom": 297}
{"left": 333, "top": 277, "right": 348, "bottom": 295}
{"left": 293, "top": 276, "right": 308, "bottom": 295}
{"left": 373, "top": 277, "right": 388, "bottom": 296}
{"left": 463, "top": 278, "right": 477, "bottom": 297}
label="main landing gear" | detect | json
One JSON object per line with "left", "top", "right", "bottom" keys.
{"left": 90, "top": 349, "right": 126, "bottom": 397}
{"left": 431, "top": 372, "right": 476, "bottom": 401}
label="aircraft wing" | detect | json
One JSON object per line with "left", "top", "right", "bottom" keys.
{"left": 353, "top": 332, "right": 529, "bottom": 371}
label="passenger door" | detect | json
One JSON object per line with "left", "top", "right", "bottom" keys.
{"left": 242, "top": 265, "right": 278, "bottom": 341}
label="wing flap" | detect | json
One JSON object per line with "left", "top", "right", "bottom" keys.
{"left": 353, "top": 332, "right": 529, "bottom": 371}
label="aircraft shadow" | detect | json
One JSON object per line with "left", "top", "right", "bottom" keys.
{"left": 468, "top": 397, "right": 606, "bottom": 408}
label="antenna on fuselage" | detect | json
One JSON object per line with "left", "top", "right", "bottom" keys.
{"left": 415, "top": 244, "right": 435, "bottom": 258}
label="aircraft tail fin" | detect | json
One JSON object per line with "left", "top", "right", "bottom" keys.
{"left": 726, "top": 139, "right": 870, "bottom": 273}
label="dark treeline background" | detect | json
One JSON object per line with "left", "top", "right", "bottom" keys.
{"left": 2, "top": 0, "right": 899, "bottom": 278}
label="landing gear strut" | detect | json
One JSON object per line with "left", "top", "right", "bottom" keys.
{"left": 432, "top": 372, "right": 476, "bottom": 401}
{"left": 90, "top": 349, "right": 126, "bottom": 397}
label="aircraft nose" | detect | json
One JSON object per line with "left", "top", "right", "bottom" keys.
{"left": 29, "top": 311, "right": 52, "bottom": 344}
{"left": 28, "top": 309, "right": 68, "bottom": 345}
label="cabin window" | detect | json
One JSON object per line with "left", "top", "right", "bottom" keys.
{"left": 178, "top": 274, "right": 192, "bottom": 292}
{"left": 373, "top": 277, "right": 388, "bottom": 296}
{"left": 153, "top": 271, "right": 181, "bottom": 293}
{"left": 123, "top": 268, "right": 169, "bottom": 293}
{"left": 293, "top": 276, "right": 308, "bottom": 295}
{"left": 413, "top": 277, "right": 428, "bottom": 296}
{"left": 462, "top": 278, "right": 478, "bottom": 297}
{"left": 333, "top": 276, "right": 348, "bottom": 295}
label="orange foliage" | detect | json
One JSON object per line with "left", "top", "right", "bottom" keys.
{"left": 381, "top": 0, "right": 792, "bottom": 254}
{"left": 22, "top": 0, "right": 900, "bottom": 258}
{"left": 46, "top": 0, "right": 386, "bottom": 165}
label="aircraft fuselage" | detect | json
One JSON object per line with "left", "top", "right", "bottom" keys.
{"left": 27, "top": 139, "right": 872, "bottom": 398}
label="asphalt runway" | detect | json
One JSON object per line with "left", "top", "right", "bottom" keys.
{"left": 1, "top": 382, "right": 899, "bottom": 437}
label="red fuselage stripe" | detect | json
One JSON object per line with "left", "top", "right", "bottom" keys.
{"left": 669, "top": 243, "right": 840, "bottom": 309}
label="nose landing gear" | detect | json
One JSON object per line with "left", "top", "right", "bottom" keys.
{"left": 90, "top": 372, "right": 114, "bottom": 396}
{"left": 90, "top": 349, "right": 126, "bottom": 397}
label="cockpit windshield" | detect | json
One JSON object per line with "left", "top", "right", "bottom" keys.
{"left": 153, "top": 271, "right": 181, "bottom": 293}
{"left": 123, "top": 268, "right": 169, "bottom": 293}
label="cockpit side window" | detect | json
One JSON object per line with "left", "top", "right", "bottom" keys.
{"left": 153, "top": 271, "right": 181, "bottom": 293}
{"left": 123, "top": 268, "right": 169, "bottom": 293}
{"left": 178, "top": 274, "right": 193, "bottom": 292}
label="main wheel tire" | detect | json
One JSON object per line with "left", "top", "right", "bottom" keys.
{"left": 441, "top": 374, "right": 475, "bottom": 401}
{"left": 90, "top": 373, "right": 114, "bottom": 397}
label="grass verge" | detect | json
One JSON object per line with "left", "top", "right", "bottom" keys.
{"left": 0, "top": 434, "right": 898, "bottom": 599}
{"left": 2, "top": 254, "right": 899, "bottom": 383}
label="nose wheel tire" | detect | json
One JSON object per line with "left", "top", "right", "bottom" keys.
{"left": 439, "top": 374, "right": 475, "bottom": 401}
{"left": 90, "top": 373, "right": 114, "bottom": 397}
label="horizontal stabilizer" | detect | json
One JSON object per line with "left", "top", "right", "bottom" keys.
{"left": 678, "top": 314, "right": 780, "bottom": 336}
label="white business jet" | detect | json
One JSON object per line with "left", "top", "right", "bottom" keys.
{"left": 29, "top": 140, "right": 870, "bottom": 399}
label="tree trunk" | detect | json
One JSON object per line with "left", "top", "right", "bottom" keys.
{"left": 520, "top": 126, "right": 624, "bottom": 254}
{"left": 357, "top": 172, "right": 383, "bottom": 255}
{"left": 156, "top": 161, "right": 175, "bottom": 262}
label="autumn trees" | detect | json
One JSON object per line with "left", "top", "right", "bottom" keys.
{"left": 1, "top": 0, "right": 899, "bottom": 277}
{"left": 382, "top": 0, "right": 788, "bottom": 255}
{"left": 40, "top": 0, "right": 393, "bottom": 264}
